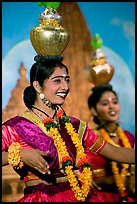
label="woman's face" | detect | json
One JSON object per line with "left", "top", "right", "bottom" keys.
{"left": 42, "top": 66, "right": 70, "bottom": 105}
{"left": 95, "top": 91, "right": 120, "bottom": 123}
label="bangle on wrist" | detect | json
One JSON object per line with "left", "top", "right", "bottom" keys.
{"left": 8, "top": 142, "right": 24, "bottom": 169}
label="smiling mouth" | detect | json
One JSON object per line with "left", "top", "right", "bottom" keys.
{"left": 109, "top": 111, "right": 116, "bottom": 116}
{"left": 56, "top": 92, "right": 68, "bottom": 99}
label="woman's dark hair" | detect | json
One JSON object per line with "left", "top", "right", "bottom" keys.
{"left": 23, "top": 55, "right": 68, "bottom": 109}
{"left": 88, "top": 84, "right": 117, "bottom": 124}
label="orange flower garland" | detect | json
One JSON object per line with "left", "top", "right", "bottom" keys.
{"left": 99, "top": 126, "right": 131, "bottom": 198}
{"left": 8, "top": 142, "right": 24, "bottom": 169}
{"left": 43, "top": 110, "right": 93, "bottom": 201}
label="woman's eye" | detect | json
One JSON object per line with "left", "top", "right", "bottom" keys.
{"left": 66, "top": 78, "right": 70, "bottom": 83}
{"left": 113, "top": 100, "right": 118, "bottom": 104}
{"left": 55, "top": 79, "right": 61, "bottom": 83}
{"left": 102, "top": 103, "right": 108, "bottom": 106}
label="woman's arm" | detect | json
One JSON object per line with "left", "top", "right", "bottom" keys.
{"left": 2, "top": 125, "right": 51, "bottom": 174}
{"left": 99, "top": 141, "right": 135, "bottom": 164}
{"left": 2, "top": 149, "right": 51, "bottom": 175}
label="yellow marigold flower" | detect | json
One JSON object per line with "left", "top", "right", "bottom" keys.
{"left": 8, "top": 142, "right": 24, "bottom": 169}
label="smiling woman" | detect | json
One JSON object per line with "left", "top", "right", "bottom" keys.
{"left": 2, "top": 2, "right": 135, "bottom": 203}
{"left": 2, "top": 2, "right": 135, "bottom": 135}
{"left": 2, "top": 55, "right": 135, "bottom": 202}
{"left": 87, "top": 84, "right": 135, "bottom": 202}
{"left": 2, "top": 40, "right": 135, "bottom": 136}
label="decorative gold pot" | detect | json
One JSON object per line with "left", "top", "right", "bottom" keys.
{"left": 88, "top": 62, "right": 114, "bottom": 85}
{"left": 88, "top": 49, "right": 114, "bottom": 85}
{"left": 30, "top": 8, "right": 70, "bottom": 56}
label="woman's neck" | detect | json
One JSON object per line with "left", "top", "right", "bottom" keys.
{"left": 103, "top": 122, "right": 118, "bottom": 137}
{"left": 31, "top": 102, "right": 58, "bottom": 120}
{"left": 104, "top": 122, "right": 117, "bottom": 132}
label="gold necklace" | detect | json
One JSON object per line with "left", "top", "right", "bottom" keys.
{"left": 32, "top": 105, "right": 57, "bottom": 118}
{"left": 103, "top": 126, "right": 117, "bottom": 137}
{"left": 98, "top": 126, "right": 131, "bottom": 197}
{"left": 31, "top": 106, "right": 60, "bottom": 127}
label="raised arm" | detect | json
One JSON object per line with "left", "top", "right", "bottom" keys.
{"left": 99, "top": 141, "right": 135, "bottom": 164}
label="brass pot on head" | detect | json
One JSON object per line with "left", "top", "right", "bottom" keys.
{"left": 88, "top": 34, "right": 114, "bottom": 85}
{"left": 30, "top": 5, "right": 70, "bottom": 56}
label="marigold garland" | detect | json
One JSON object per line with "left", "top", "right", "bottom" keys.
{"left": 42, "top": 109, "right": 93, "bottom": 201}
{"left": 8, "top": 142, "right": 24, "bottom": 169}
{"left": 99, "top": 126, "right": 131, "bottom": 198}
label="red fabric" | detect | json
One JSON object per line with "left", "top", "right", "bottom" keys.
{"left": 3, "top": 116, "right": 134, "bottom": 202}
{"left": 85, "top": 129, "right": 135, "bottom": 202}
{"left": 17, "top": 183, "right": 105, "bottom": 202}
{"left": 2, "top": 117, "right": 108, "bottom": 202}
{"left": 2, "top": 125, "right": 31, "bottom": 151}
{"left": 83, "top": 126, "right": 107, "bottom": 153}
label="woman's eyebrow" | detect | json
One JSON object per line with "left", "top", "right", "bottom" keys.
{"left": 51, "top": 75, "right": 70, "bottom": 80}
{"left": 100, "top": 97, "right": 117, "bottom": 102}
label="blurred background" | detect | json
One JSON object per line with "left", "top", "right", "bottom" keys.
{"left": 2, "top": 2, "right": 135, "bottom": 202}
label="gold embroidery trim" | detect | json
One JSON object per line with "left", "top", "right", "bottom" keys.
{"left": 78, "top": 120, "right": 87, "bottom": 142}
{"left": 22, "top": 112, "right": 49, "bottom": 135}
{"left": 89, "top": 136, "right": 105, "bottom": 154}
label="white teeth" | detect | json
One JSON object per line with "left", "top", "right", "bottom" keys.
{"left": 109, "top": 111, "right": 116, "bottom": 115}
{"left": 57, "top": 93, "right": 66, "bottom": 97}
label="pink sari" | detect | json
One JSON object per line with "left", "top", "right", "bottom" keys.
{"left": 2, "top": 115, "right": 112, "bottom": 202}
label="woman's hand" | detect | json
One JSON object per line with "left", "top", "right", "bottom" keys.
{"left": 20, "top": 148, "right": 51, "bottom": 175}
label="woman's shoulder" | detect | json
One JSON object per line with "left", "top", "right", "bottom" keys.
{"left": 3, "top": 115, "right": 25, "bottom": 126}
{"left": 68, "top": 116, "right": 86, "bottom": 132}
{"left": 124, "top": 130, "right": 134, "bottom": 136}
{"left": 68, "top": 116, "right": 80, "bottom": 123}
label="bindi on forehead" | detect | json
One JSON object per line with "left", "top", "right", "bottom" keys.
{"left": 62, "top": 74, "right": 67, "bottom": 77}
{"left": 108, "top": 97, "right": 113, "bottom": 102}
{"left": 101, "top": 92, "right": 117, "bottom": 101}
{"left": 100, "top": 96, "right": 117, "bottom": 103}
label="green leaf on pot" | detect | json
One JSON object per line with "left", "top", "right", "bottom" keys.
{"left": 37, "top": 2, "right": 61, "bottom": 9}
